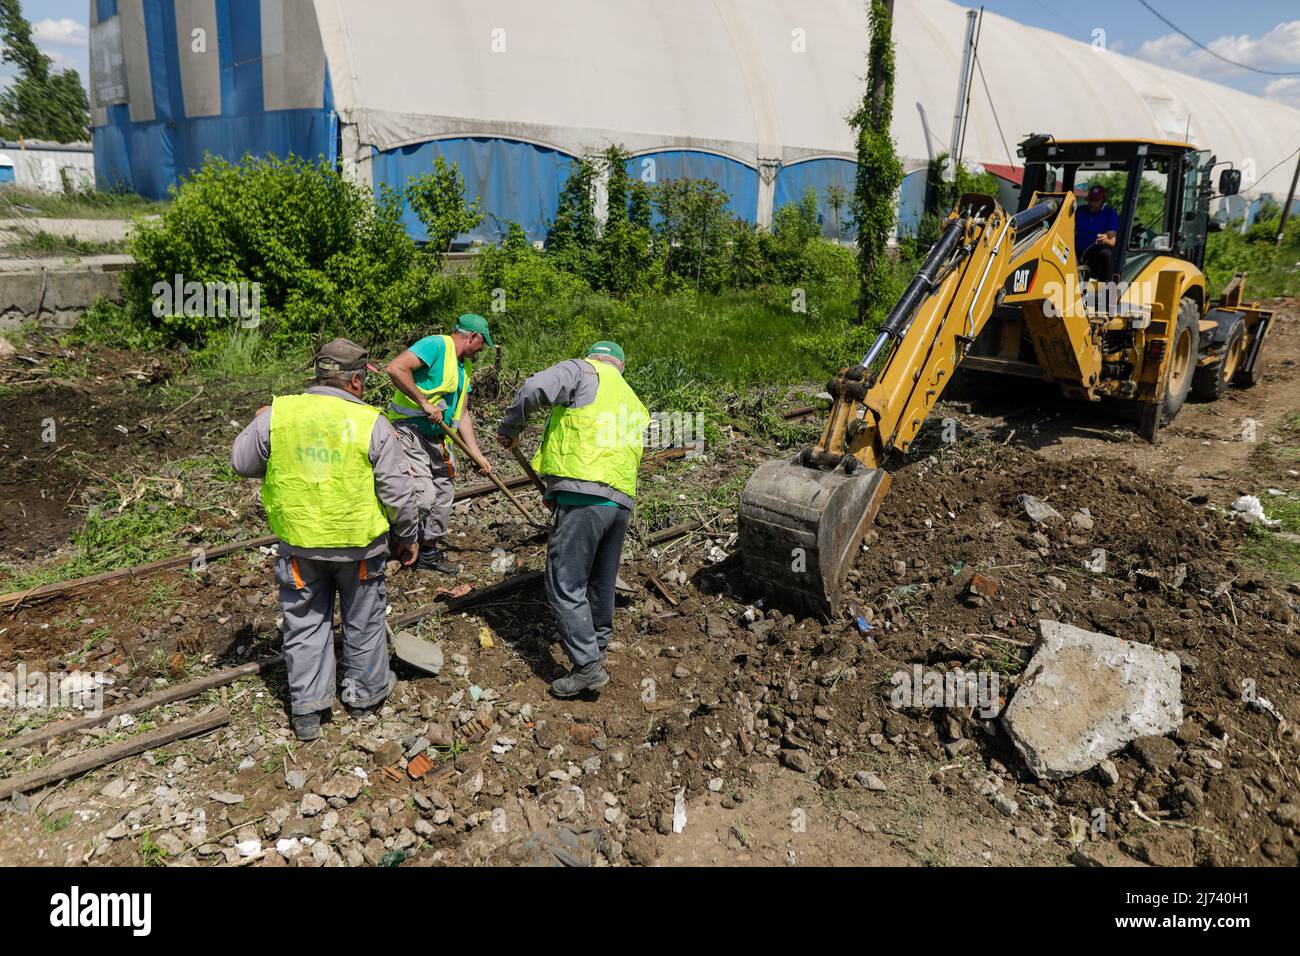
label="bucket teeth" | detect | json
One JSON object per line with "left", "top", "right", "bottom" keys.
{"left": 738, "top": 459, "right": 890, "bottom": 617}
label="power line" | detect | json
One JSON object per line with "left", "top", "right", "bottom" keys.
{"left": 1029, "top": 0, "right": 1084, "bottom": 36}
{"left": 974, "top": 52, "right": 1014, "bottom": 166}
{"left": 1255, "top": 144, "right": 1300, "bottom": 187}
{"left": 1136, "top": 0, "right": 1300, "bottom": 76}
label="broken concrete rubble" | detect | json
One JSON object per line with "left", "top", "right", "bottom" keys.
{"left": 1001, "top": 620, "right": 1183, "bottom": 780}
{"left": 1018, "top": 494, "right": 1062, "bottom": 525}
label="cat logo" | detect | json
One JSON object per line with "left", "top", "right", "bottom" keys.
{"left": 1003, "top": 261, "right": 1037, "bottom": 297}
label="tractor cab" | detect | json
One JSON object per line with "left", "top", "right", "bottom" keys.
{"left": 1016, "top": 135, "right": 1240, "bottom": 289}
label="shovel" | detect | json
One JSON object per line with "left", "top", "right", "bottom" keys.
{"left": 429, "top": 417, "right": 549, "bottom": 530}
{"left": 509, "top": 444, "right": 548, "bottom": 497}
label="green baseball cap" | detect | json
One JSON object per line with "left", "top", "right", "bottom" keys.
{"left": 587, "top": 341, "right": 625, "bottom": 364}
{"left": 454, "top": 313, "right": 495, "bottom": 348}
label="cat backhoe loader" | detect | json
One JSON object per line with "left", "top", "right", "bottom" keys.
{"left": 739, "top": 134, "right": 1273, "bottom": 617}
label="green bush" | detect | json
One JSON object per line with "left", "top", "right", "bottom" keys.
{"left": 477, "top": 223, "right": 590, "bottom": 309}
{"left": 122, "top": 153, "right": 456, "bottom": 350}
{"left": 1204, "top": 215, "right": 1300, "bottom": 299}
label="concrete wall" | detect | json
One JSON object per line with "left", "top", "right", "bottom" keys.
{"left": 0, "top": 141, "right": 96, "bottom": 194}
{"left": 0, "top": 256, "right": 128, "bottom": 332}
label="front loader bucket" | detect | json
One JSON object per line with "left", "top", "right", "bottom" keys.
{"left": 738, "top": 458, "right": 891, "bottom": 618}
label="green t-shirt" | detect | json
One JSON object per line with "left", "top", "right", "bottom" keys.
{"left": 404, "top": 335, "right": 470, "bottom": 439}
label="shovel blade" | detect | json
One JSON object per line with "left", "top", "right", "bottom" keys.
{"left": 738, "top": 458, "right": 890, "bottom": 618}
{"left": 391, "top": 630, "right": 444, "bottom": 676}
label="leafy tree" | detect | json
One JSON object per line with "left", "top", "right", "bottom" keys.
{"left": 849, "top": 0, "right": 903, "bottom": 324}
{"left": 593, "top": 145, "right": 659, "bottom": 295}
{"left": 653, "top": 176, "right": 735, "bottom": 293}
{"left": 405, "top": 156, "right": 483, "bottom": 267}
{"left": 547, "top": 155, "right": 600, "bottom": 279}
{"left": 0, "top": 0, "right": 89, "bottom": 142}
{"left": 824, "top": 182, "right": 850, "bottom": 241}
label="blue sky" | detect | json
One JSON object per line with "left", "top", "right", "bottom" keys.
{"left": 3, "top": 0, "right": 1299, "bottom": 107}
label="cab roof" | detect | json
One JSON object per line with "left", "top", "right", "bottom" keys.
{"left": 1049, "top": 137, "right": 1197, "bottom": 151}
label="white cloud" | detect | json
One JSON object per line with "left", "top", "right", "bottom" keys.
{"left": 32, "top": 18, "right": 88, "bottom": 48}
{"left": 1263, "top": 77, "right": 1300, "bottom": 108}
{"left": 45, "top": 49, "right": 77, "bottom": 71}
{"left": 1134, "top": 20, "right": 1300, "bottom": 78}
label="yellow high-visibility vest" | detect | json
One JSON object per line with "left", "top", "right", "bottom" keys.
{"left": 532, "top": 359, "right": 648, "bottom": 499}
{"left": 262, "top": 393, "right": 389, "bottom": 548}
{"left": 387, "top": 334, "right": 468, "bottom": 430}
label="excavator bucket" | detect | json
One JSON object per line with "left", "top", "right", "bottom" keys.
{"left": 738, "top": 458, "right": 891, "bottom": 618}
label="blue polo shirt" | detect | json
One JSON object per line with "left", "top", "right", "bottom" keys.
{"left": 1075, "top": 204, "right": 1119, "bottom": 256}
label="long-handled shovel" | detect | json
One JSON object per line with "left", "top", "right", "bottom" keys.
{"left": 509, "top": 444, "right": 548, "bottom": 497}
{"left": 430, "top": 418, "right": 549, "bottom": 530}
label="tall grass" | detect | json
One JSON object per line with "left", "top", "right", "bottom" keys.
{"left": 0, "top": 187, "right": 163, "bottom": 221}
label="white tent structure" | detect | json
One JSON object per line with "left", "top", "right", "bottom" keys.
{"left": 92, "top": 0, "right": 1300, "bottom": 241}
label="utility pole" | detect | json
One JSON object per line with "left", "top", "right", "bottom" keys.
{"left": 946, "top": 9, "right": 978, "bottom": 182}
{"left": 1277, "top": 149, "right": 1300, "bottom": 248}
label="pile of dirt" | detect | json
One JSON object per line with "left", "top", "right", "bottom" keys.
{"left": 708, "top": 442, "right": 1300, "bottom": 865}
{"left": 0, "top": 342, "right": 268, "bottom": 561}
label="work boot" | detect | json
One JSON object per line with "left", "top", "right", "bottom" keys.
{"left": 415, "top": 545, "right": 460, "bottom": 575}
{"left": 291, "top": 711, "right": 322, "bottom": 741}
{"left": 549, "top": 662, "right": 610, "bottom": 698}
{"left": 344, "top": 670, "right": 398, "bottom": 717}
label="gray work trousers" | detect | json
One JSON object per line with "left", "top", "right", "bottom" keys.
{"left": 394, "top": 423, "right": 455, "bottom": 544}
{"left": 545, "top": 504, "right": 631, "bottom": 668}
{"left": 274, "top": 553, "right": 393, "bottom": 715}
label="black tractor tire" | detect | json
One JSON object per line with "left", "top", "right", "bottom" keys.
{"left": 1161, "top": 297, "right": 1199, "bottom": 424}
{"left": 1192, "top": 316, "right": 1245, "bottom": 401}
{"left": 1233, "top": 325, "right": 1268, "bottom": 388}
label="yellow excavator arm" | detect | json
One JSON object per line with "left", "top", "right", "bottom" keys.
{"left": 739, "top": 192, "right": 1098, "bottom": 616}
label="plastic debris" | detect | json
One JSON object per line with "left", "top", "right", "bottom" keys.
{"left": 672, "top": 787, "right": 687, "bottom": 833}
{"left": 1231, "top": 495, "right": 1280, "bottom": 529}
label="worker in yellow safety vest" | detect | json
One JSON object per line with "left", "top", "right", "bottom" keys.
{"left": 385, "top": 314, "right": 495, "bottom": 575}
{"left": 497, "top": 341, "right": 648, "bottom": 698}
{"left": 231, "top": 338, "right": 418, "bottom": 740}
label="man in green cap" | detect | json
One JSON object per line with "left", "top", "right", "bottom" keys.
{"left": 386, "top": 315, "right": 495, "bottom": 575}
{"left": 497, "top": 341, "right": 649, "bottom": 698}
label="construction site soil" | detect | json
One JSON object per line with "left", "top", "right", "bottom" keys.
{"left": 1, "top": 300, "right": 1297, "bottom": 867}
